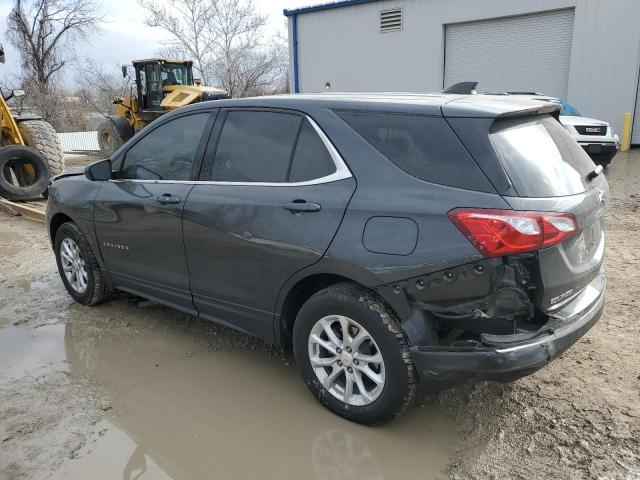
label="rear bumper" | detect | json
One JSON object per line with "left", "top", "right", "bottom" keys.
{"left": 579, "top": 142, "right": 618, "bottom": 164}
{"left": 410, "top": 273, "right": 605, "bottom": 392}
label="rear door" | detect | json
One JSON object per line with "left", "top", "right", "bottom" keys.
{"left": 182, "top": 109, "right": 355, "bottom": 341}
{"left": 94, "top": 111, "right": 215, "bottom": 312}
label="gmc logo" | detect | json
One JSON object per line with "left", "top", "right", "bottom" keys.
{"left": 585, "top": 127, "right": 602, "bottom": 133}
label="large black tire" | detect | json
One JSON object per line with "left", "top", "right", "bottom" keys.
{"left": 54, "top": 222, "right": 111, "bottom": 305}
{"left": 97, "top": 119, "right": 125, "bottom": 156}
{"left": 18, "top": 119, "right": 64, "bottom": 175}
{"left": 293, "top": 282, "right": 416, "bottom": 426}
{"left": 0, "top": 145, "right": 50, "bottom": 200}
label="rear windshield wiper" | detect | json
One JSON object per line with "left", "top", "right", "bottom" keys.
{"left": 587, "top": 165, "right": 603, "bottom": 181}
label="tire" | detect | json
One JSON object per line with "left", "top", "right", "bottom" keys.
{"left": 293, "top": 282, "right": 416, "bottom": 426}
{"left": 18, "top": 119, "right": 64, "bottom": 176}
{"left": 54, "top": 222, "right": 111, "bottom": 305}
{"left": 97, "top": 119, "right": 125, "bottom": 156}
{"left": 0, "top": 145, "right": 50, "bottom": 200}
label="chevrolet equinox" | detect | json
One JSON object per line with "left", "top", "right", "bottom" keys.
{"left": 46, "top": 93, "right": 608, "bottom": 425}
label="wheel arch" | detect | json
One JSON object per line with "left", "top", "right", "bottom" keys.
{"left": 49, "top": 211, "right": 74, "bottom": 244}
{"left": 277, "top": 273, "right": 358, "bottom": 348}
{"left": 274, "top": 256, "right": 406, "bottom": 347}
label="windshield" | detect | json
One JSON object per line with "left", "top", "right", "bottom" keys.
{"left": 489, "top": 115, "right": 595, "bottom": 197}
{"left": 161, "top": 63, "right": 190, "bottom": 86}
{"left": 560, "top": 100, "right": 582, "bottom": 117}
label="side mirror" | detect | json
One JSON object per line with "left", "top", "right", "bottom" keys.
{"left": 85, "top": 158, "right": 113, "bottom": 181}
{"left": 122, "top": 65, "right": 128, "bottom": 78}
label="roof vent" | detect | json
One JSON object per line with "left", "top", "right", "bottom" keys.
{"left": 380, "top": 8, "right": 402, "bottom": 33}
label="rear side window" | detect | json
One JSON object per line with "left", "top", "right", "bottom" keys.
{"left": 336, "top": 110, "right": 490, "bottom": 190}
{"left": 490, "top": 115, "right": 594, "bottom": 197}
{"left": 212, "top": 111, "right": 301, "bottom": 182}
{"left": 289, "top": 120, "right": 336, "bottom": 182}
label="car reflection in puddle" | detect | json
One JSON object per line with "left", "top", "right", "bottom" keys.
{"left": 54, "top": 310, "right": 460, "bottom": 480}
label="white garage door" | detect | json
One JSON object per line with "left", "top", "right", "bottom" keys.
{"left": 445, "top": 9, "right": 575, "bottom": 99}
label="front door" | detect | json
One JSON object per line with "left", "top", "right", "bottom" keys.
{"left": 94, "top": 111, "right": 214, "bottom": 312}
{"left": 182, "top": 109, "right": 355, "bottom": 341}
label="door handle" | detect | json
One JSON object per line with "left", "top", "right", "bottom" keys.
{"left": 283, "top": 201, "right": 322, "bottom": 213}
{"left": 155, "top": 194, "right": 181, "bottom": 205}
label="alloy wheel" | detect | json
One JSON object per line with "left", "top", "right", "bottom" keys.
{"left": 308, "top": 315, "right": 385, "bottom": 406}
{"left": 60, "top": 237, "right": 88, "bottom": 294}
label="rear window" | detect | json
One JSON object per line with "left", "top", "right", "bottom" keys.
{"left": 490, "top": 115, "right": 594, "bottom": 197}
{"left": 336, "top": 111, "right": 493, "bottom": 191}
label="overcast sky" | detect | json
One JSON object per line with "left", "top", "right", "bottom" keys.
{"left": 0, "top": 0, "right": 311, "bottom": 85}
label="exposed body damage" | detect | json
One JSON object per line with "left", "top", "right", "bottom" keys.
{"left": 378, "top": 258, "right": 605, "bottom": 392}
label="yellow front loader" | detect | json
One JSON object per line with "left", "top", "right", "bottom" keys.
{"left": 0, "top": 44, "right": 64, "bottom": 200}
{"left": 97, "top": 59, "right": 228, "bottom": 155}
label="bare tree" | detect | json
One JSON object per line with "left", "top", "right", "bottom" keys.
{"left": 74, "top": 59, "right": 131, "bottom": 118}
{"left": 139, "top": 0, "right": 287, "bottom": 97}
{"left": 6, "top": 0, "right": 102, "bottom": 123}
{"left": 138, "top": 0, "right": 217, "bottom": 85}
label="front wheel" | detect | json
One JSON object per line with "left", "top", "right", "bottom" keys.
{"left": 54, "top": 222, "right": 111, "bottom": 305}
{"left": 293, "top": 283, "right": 416, "bottom": 426}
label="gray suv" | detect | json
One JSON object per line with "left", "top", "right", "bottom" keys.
{"left": 46, "top": 93, "right": 608, "bottom": 425}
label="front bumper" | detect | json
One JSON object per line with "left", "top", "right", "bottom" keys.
{"left": 410, "top": 272, "right": 605, "bottom": 392}
{"left": 579, "top": 142, "right": 618, "bottom": 164}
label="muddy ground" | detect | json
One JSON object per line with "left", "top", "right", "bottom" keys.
{"left": 1, "top": 152, "right": 639, "bottom": 480}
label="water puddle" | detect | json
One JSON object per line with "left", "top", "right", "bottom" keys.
{"left": 1, "top": 302, "right": 462, "bottom": 480}
{"left": 60, "top": 310, "right": 460, "bottom": 479}
{"left": 0, "top": 323, "right": 66, "bottom": 381}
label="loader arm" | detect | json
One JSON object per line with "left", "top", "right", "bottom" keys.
{"left": 0, "top": 95, "right": 24, "bottom": 146}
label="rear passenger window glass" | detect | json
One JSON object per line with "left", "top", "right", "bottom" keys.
{"left": 289, "top": 120, "right": 336, "bottom": 182}
{"left": 336, "top": 111, "right": 487, "bottom": 189}
{"left": 121, "top": 113, "right": 210, "bottom": 180}
{"left": 212, "top": 111, "right": 301, "bottom": 182}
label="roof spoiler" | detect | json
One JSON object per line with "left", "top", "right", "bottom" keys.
{"left": 496, "top": 104, "right": 561, "bottom": 120}
{"left": 441, "top": 81, "right": 478, "bottom": 94}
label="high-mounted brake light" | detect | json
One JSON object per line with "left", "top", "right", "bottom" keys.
{"left": 447, "top": 208, "right": 577, "bottom": 258}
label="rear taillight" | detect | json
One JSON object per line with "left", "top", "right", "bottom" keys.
{"left": 448, "top": 208, "right": 577, "bottom": 258}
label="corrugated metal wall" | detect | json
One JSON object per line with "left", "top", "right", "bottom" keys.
{"left": 289, "top": 0, "right": 640, "bottom": 141}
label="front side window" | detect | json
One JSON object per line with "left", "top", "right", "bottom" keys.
{"left": 121, "top": 113, "right": 210, "bottom": 181}
{"left": 212, "top": 111, "right": 302, "bottom": 182}
{"left": 162, "top": 63, "right": 189, "bottom": 86}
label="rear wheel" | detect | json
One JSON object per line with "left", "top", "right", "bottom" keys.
{"left": 97, "top": 119, "right": 125, "bottom": 156}
{"left": 54, "top": 222, "right": 111, "bottom": 305}
{"left": 293, "top": 282, "right": 416, "bottom": 426}
{"left": 18, "top": 119, "right": 64, "bottom": 176}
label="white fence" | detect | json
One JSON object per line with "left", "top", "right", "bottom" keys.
{"left": 57, "top": 131, "right": 100, "bottom": 153}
